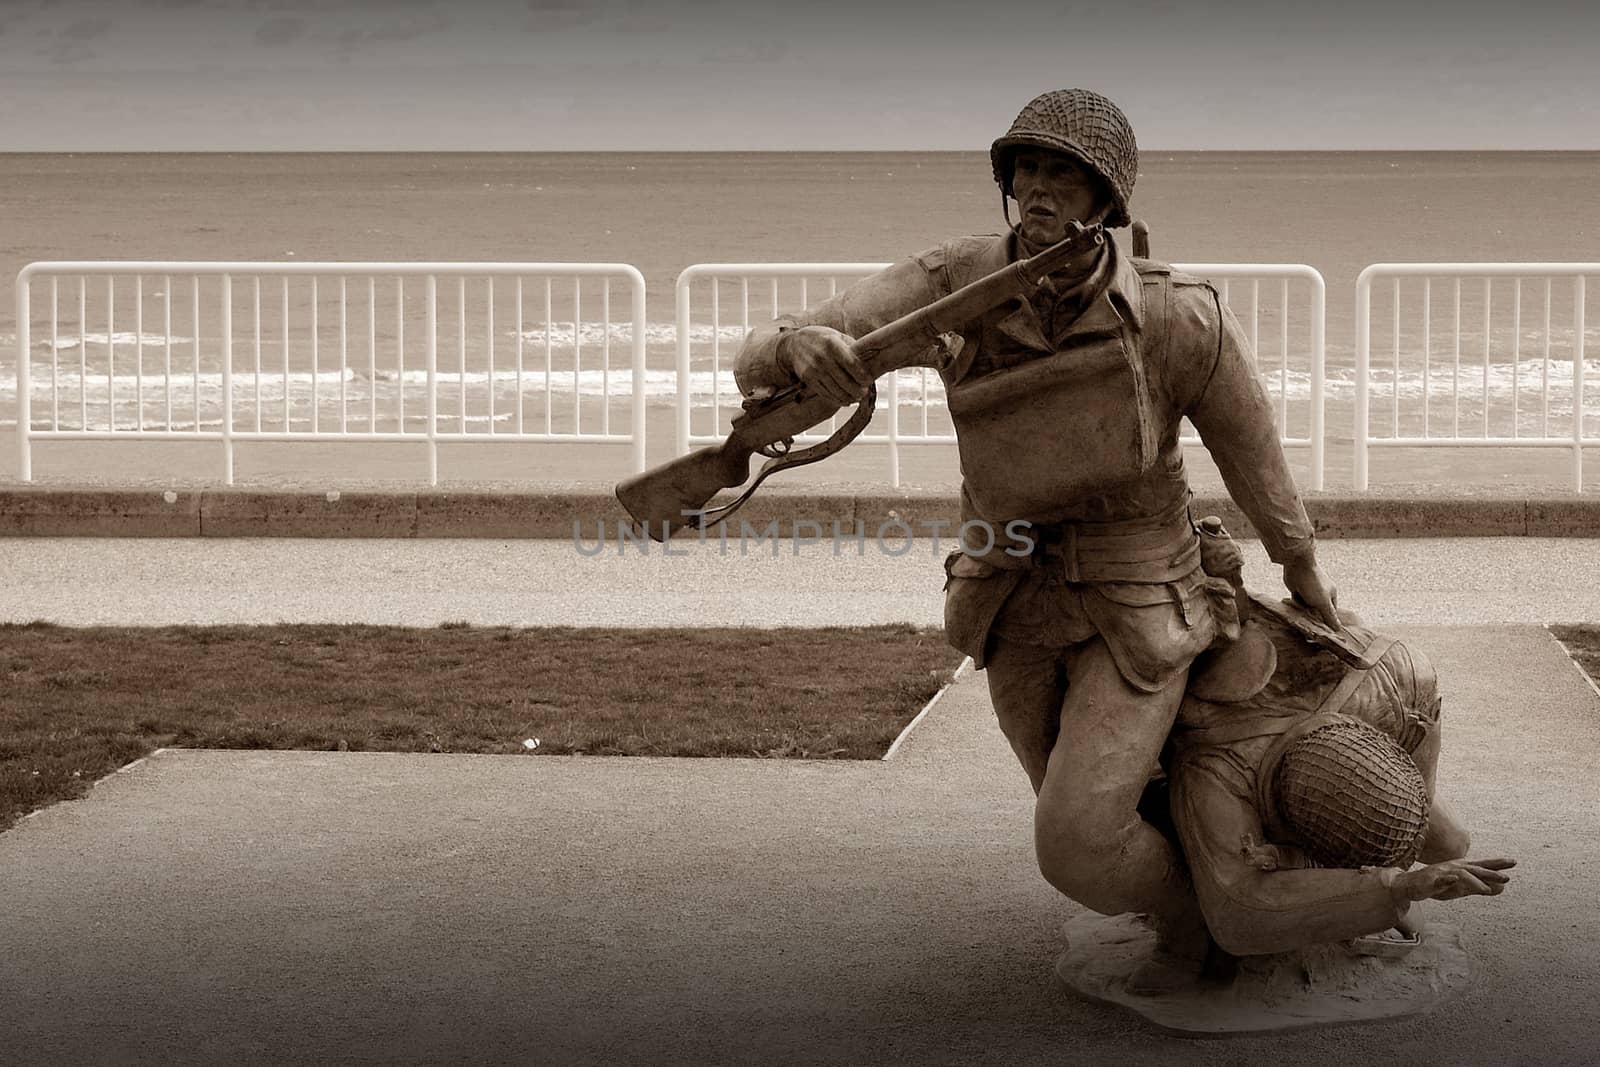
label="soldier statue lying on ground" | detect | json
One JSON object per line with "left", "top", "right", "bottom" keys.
{"left": 1140, "top": 559, "right": 1516, "bottom": 991}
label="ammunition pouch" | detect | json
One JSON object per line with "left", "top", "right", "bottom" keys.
{"left": 1184, "top": 518, "right": 1265, "bottom": 702}
{"left": 1079, "top": 573, "right": 1218, "bottom": 693}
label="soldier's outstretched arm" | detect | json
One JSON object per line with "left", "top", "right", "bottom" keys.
{"left": 1170, "top": 758, "right": 1411, "bottom": 956}
{"left": 1392, "top": 857, "right": 1515, "bottom": 902}
{"left": 1411, "top": 729, "right": 1473, "bottom": 863}
{"left": 1407, "top": 721, "right": 1474, "bottom": 862}
{"left": 1182, "top": 288, "right": 1339, "bottom": 627}
{"left": 734, "top": 255, "right": 946, "bottom": 402}
{"left": 1420, "top": 795, "right": 1473, "bottom": 863}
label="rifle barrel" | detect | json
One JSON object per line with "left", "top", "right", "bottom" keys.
{"left": 850, "top": 223, "right": 1103, "bottom": 369}
{"left": 614, "top": 223, "right": 1105, "bottom": 537}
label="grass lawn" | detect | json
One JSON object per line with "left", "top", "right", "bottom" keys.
{"left": 0, "top": 622, "right": 967, "bottom": 833}
{"left": 1550, "top": 625, "right": 1600, "bottom": 692}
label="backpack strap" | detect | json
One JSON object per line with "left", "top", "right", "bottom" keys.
{"left": 1134, "top": 261, "right": 1171, "bottom": 355}
{"left": 1312, "top": 635, "right": 1398, "bottom": 716}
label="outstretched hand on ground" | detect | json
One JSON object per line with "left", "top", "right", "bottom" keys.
{"left": 1393, "top": 857, "right": 1516, "bottom": 903}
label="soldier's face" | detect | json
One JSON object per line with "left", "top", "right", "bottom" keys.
{"left": 1010, "top": 148, "right": 1102, "bottom": 245}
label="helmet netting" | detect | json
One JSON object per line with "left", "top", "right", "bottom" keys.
{"left": 1275, "top": 715, "right": 1429, "bottom": 869}
{"left": 990, "top": 89, "right": 1139, "bottom": 228}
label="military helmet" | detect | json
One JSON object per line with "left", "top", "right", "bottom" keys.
{"left": 990, "top": 88, "right": 1139, "bottom": 228}
{"left": 1273, "top": 714, "right": 1429, "bottom": 869}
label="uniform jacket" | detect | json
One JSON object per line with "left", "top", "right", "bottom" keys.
{"left": 735, "top": 232, "right": 1316, "bottom": 677}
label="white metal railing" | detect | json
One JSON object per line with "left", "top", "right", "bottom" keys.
{"left": 673, "top": 262, "right": 911, "bottom": 475}
{"left": 675, "top": 261, "right": 1325, "bottom": 489}
{"left": 15, "top": 262, "right": 648, "bottom": 484}
{"left": 1355, "top": 264, "right": 1597, "bottom": 491}
{"left": 1174, "top": 264, "right": 1326, "bottom": 490}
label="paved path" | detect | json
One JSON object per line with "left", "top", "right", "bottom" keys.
{"left": 3, "top": 536, "right": 1599, "bottom": 626}
{"left": 2, "top": 540, "right": 1599, "bottom": 1063}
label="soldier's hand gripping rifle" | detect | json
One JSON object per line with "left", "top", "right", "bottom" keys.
{"left": 616, "top": 222, "right": 1106, "bottom": 540}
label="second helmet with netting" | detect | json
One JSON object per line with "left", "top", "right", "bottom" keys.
{"left": 990, "top": 88, "right": 1139, "bottom": 228}
{"left": 1274, "top": 714, "right": 1430, "bottom": 869}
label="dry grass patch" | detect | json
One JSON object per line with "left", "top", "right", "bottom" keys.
{"left": 0, "top": 623, "right": 965, "bottom": 832}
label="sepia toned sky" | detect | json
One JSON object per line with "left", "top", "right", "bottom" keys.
{"left": 0, "top": 0, "right": 1596, "bottom": 150}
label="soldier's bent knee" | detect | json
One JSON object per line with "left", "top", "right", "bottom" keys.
{"left": 1034, "top": 811, "right": 1145, "bottom": 912}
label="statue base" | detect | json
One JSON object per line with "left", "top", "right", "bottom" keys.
{"left": 1055, "top": 912, "right": 1473, "bottom": 1037}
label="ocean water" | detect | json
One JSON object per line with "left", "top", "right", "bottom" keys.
{"left": 1, "top": 151, "right": 1596, "bottom": 486}
{"left": 5, "top": 151, "right": 1597, "bottom": 313}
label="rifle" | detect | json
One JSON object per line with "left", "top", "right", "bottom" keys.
{"left": 615, "top": 222, "right": 1106, "bottom": 540}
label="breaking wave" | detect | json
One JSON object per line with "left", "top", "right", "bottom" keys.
{"left": 3, "top": 323, "right": 1597, "bottom": 432}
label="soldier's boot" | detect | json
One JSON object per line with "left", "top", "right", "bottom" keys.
{"left": 1125, "top": 912, "right": 1214, "bottom": 995}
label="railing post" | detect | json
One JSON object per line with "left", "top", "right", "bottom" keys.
{"left": 16, "top": 270, "right": 30, "bottom": 481}
{"left": 675, "top": 270, "right": 693, "bottom": 457}
{"left": 1576, "top": 276, "right": 1587, "bottom": 492}
{"left": 426, "top": 274, "right": 438, "bottom": 486}
{"left": 887, "top": 370, "right": 901, "bottom": 488}
{"left": 222, "top": 274, "right": 234, "bottom": 484}
{"left": 106, "top": 277, "right": 115, "bottom": 437}
{"left": 1309, "top": 269, "right": 1326, "bottom": 491}
{"left": 1354, "top": 269, "right": 1372, "bottom": 490}
{"left": 630, "top": 268, "right": 648, "bottom": 473}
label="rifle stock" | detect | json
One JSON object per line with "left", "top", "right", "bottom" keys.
{"left": 614, "top": 389, "right": 841, "bottom": 537}
{"left": 614, "top": 443, "right": 751, "bottom": 538}
{"left": 616, "top": 223, "right": 1104, "bottom": 540}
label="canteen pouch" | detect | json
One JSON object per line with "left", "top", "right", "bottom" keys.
{"left": 943, "top": 550, "right": 1026, "bottom": 668}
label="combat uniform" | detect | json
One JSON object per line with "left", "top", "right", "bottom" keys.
{"left": 735, "top": 229, "right": 1318, "bottom": 922}
{"left": 1168, "top": 613, "right": 1446, "bottom": 956}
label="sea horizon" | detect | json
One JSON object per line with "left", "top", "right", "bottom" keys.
{"left": 3, "top": 148, "right": 1596, "bottom": 156}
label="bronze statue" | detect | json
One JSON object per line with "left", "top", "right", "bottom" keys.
{"left": 1056, "top": 584, "right": 1515, "bottom": 1030}
{"left": 1169, "top": 593, "right": 1514, "bottom": 961}
{"left": 732, "top": 87, "right": 1344, "bottom": 989}
{"left": 705, "top": 88, "right": 1515, "bottom": 1020}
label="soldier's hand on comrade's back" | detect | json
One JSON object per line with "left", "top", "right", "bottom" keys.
{"left": 1283, "top": 556, "right": 1341, "bottom": 629}
{"left": 780, "top": 325, "right": 874, "bottom": 406}
{"left": 1392, "top": 857, "right": 1516, "bottom": 903}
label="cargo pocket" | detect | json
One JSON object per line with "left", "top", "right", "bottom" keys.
{"left": 1081, "top": 576, "right": 1217, "bottom": 693}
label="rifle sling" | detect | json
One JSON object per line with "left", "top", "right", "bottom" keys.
{"left": 694, "top": 383, "right": 877, "bottom": 530}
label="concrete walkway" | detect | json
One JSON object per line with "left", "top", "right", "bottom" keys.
{"left": 2, "top": 541, "right": 1599, "bottom": 1063}
{"left": 3, "top": 536, "right": 1600, "bottom": 626}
